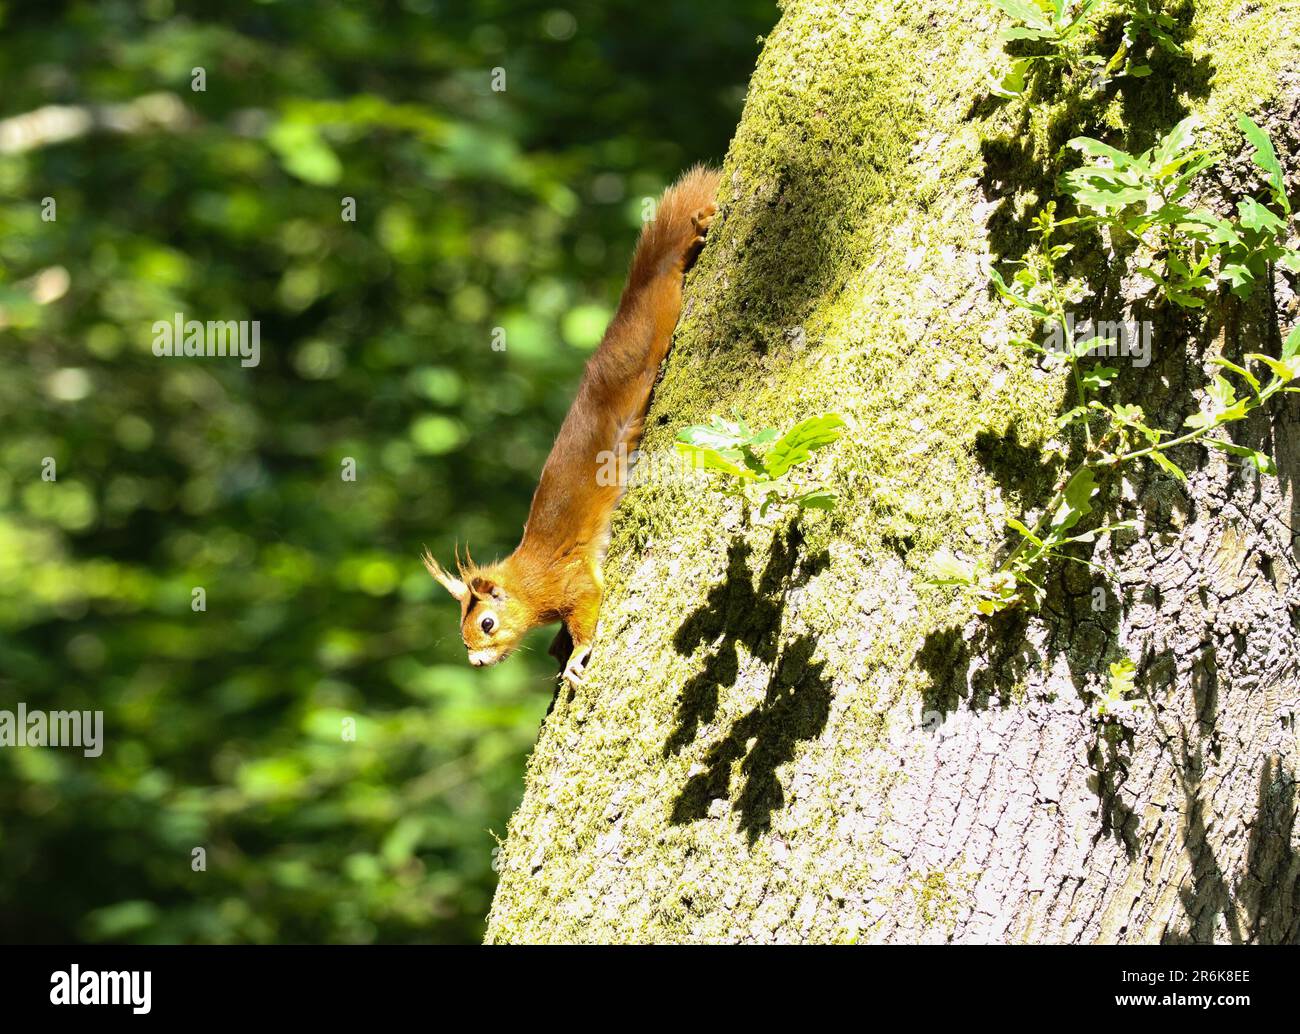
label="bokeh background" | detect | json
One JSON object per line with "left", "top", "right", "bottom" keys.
{"left": 0, "top": 0, "right": 775, "bottom": 944}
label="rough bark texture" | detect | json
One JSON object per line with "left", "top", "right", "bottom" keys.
{"left": 485, "top": 0, "right": 1300, "bottom": 943}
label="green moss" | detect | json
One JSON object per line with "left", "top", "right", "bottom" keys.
{"left": 485, "top": 0, "right": 1300, "bottom": 944}
{"left": 910, "top": 868, "right": 976, "bottom": 932}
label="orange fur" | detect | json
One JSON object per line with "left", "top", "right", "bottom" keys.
{"left": 429, "top": 165, "right": 722, "bottom": 681}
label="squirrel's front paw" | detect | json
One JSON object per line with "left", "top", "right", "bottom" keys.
{"left": 559, "top": 647, "right": 592, "bottom": 688}
{"left": 691, "top": 203, "right": 717, "bottom": 237}
{"left": 682, "top": 203, "right": 717, "bottom": 271}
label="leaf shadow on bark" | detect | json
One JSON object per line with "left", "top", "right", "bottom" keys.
{"left": 912, "top": 44, "right": 1283, "bottom": 864}
{"left": 664, "top": 522, "right": 833, "bottom": 843}
{"left": 1088, "top": 721, "right": 1142, "bottom": 858}
{"left": 1159, "top": 728, "right": 1300, "bottom": 943}
{"left": 911, "top": 293, "right": 1276, "bottom": 865}
{"left": 1242, "top": 756, "right": 1300, "bottom": 943}
{"left": 913, "top": 300, "right": 1220, "bottom": 862}
{"left": 641, "top": 58, "right": 927, "bottom": 845}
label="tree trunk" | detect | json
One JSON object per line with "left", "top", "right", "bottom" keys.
{"left": 485, "top": 0, "right": 1300, "bottom": 943}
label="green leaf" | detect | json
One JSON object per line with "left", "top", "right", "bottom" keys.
{"left": 1203, "top": 439, "right": 1276, "bottom": 474}
{"left": 1166, "top": 154, "right": 1218, "bottom": 197}
{"left": 737, "top": 445, "right": 768, "bottom": 476}
{"left": 1063, "top": 178, "right": 1156, "bottom": 212}
{"left": 1003, "top": 26, "right": 1054, "bottom": 40}
{"left": 975, "top": 570, "right": 1023, "bottom": 614}
{"left": 1217, "top": 401, "right": 1252, "bottom": 424}
{"left": 1006, "top": 517, "right": 1043, "bottom": 547}
{"left": 794, "top": 489, "right": 838, "bottom": 511}
{"left": 1236, "top": 196, "right": 1286, "bottom": 233}
{"left": 1067, "top": 136, "right": 1135, "bottom": 167}
{"left": 1095, "top": 654, "right": 1148, "bottom": 722}
{"left": 924, "top": 551, "right": 976, "bottom": 587}
{"left": 674, "top": 442, "right": 756, "bottom": 479}
{"left": 1067, "top": 335, "right": 1104, "bottom": 360}
{"left": 1147, "top": 449, "right": 1187, "bottom": 483}
{"left": 1148, "top": 116, "right": 1200, "bottom": 169}
{"left": 1056, "top": 405, "right": 1089, "bottom": 428}
{"left": 993, "top": 0, "right": 1053, "bottom": 28}
{"left": 1108, "top": 658, "right": 1137, "bottom": 697}
{"left": 1049, "top": 466, "right": 1097, "bottom": 536}
{"left": 763, "top": 414, "right": 847, "bottom": 478}
{"left": 1218, "top": 262, "right": 1256, "bottom": 293}
{"left": 1065, "top": 519, "right": 1139, "bottom": 544}
{"left": 1206, "top": 218, "right": 1244, "bottom": 247}
{"left": 1237, "top": 113, "right": 1291, "bottom": 213}
{"left": 1245, "top": 353, "right": 1300, "bottom": 384}
{"left": 1011, "top": 334, "right": 1046, "bottom": 355}
{"left": 987, "top": 265, "right": 1019, "bottom": 301}
{"left": 1208, "top": 356, "right": 1260, "bottom": 395}
{"left": 991, "top": 58, "right": 1033, "bottom": 99}
{"left": 677, "top": 417, "right": 747, "bottom": 451}
{"left": 1208, "top": 375, "right": 1237, "bottom": 409}
{"left": 1165, "top": 288, "right": 1207, "bottom": 309}
{"left": 1081, "top": 364, "right": 1119, "bottom": 390}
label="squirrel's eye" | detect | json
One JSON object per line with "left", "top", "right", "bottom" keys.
{"left": 480, "top": 615, "right": 496, "bottom": 634}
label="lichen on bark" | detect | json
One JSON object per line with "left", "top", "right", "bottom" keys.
{"left": 486, "top": 0, "right": 1300, "bottom": 943}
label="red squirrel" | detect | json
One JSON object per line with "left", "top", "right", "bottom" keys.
{"left": 424, "top": 165, "right": 720, "bottom": 686}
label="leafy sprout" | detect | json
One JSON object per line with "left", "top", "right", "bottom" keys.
{"left": 676, "top": 413, "right": 846, "bottom": 518}
{"left": 1092, "top": 657, "right": 1149, "bottom": 726}
{"left": 1061, "top": 115, "right": 1300, "bottom": 305}
{"left": 989, "top": 0, "right": 1183, "bottom": 98}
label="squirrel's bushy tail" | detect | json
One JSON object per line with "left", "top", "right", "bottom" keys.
{"left": 626, "top": 164, "right": 722, "bottom": 288}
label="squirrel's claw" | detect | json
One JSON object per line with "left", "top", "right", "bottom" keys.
{"left": 559, "top": 648, "right": 592, "bottom": 688}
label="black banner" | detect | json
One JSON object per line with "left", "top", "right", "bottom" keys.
{"left": 0, "top": 944, "right": 1289, "bottom": 1021}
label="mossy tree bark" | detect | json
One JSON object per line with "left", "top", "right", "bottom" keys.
{"left": 486, "top": 0, "right": 1300, "bottom": 943}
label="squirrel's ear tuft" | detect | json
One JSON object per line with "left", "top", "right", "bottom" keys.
{"left": 422, "top": 547, "right": 469, "bottom": 602}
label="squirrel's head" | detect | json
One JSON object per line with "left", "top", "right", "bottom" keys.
{"left": 422, "top": 548, "right": 530, "bottom": 667}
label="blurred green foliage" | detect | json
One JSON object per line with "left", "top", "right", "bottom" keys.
{"left": 0, "top": 0, "right": 773, "bottom": 943}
